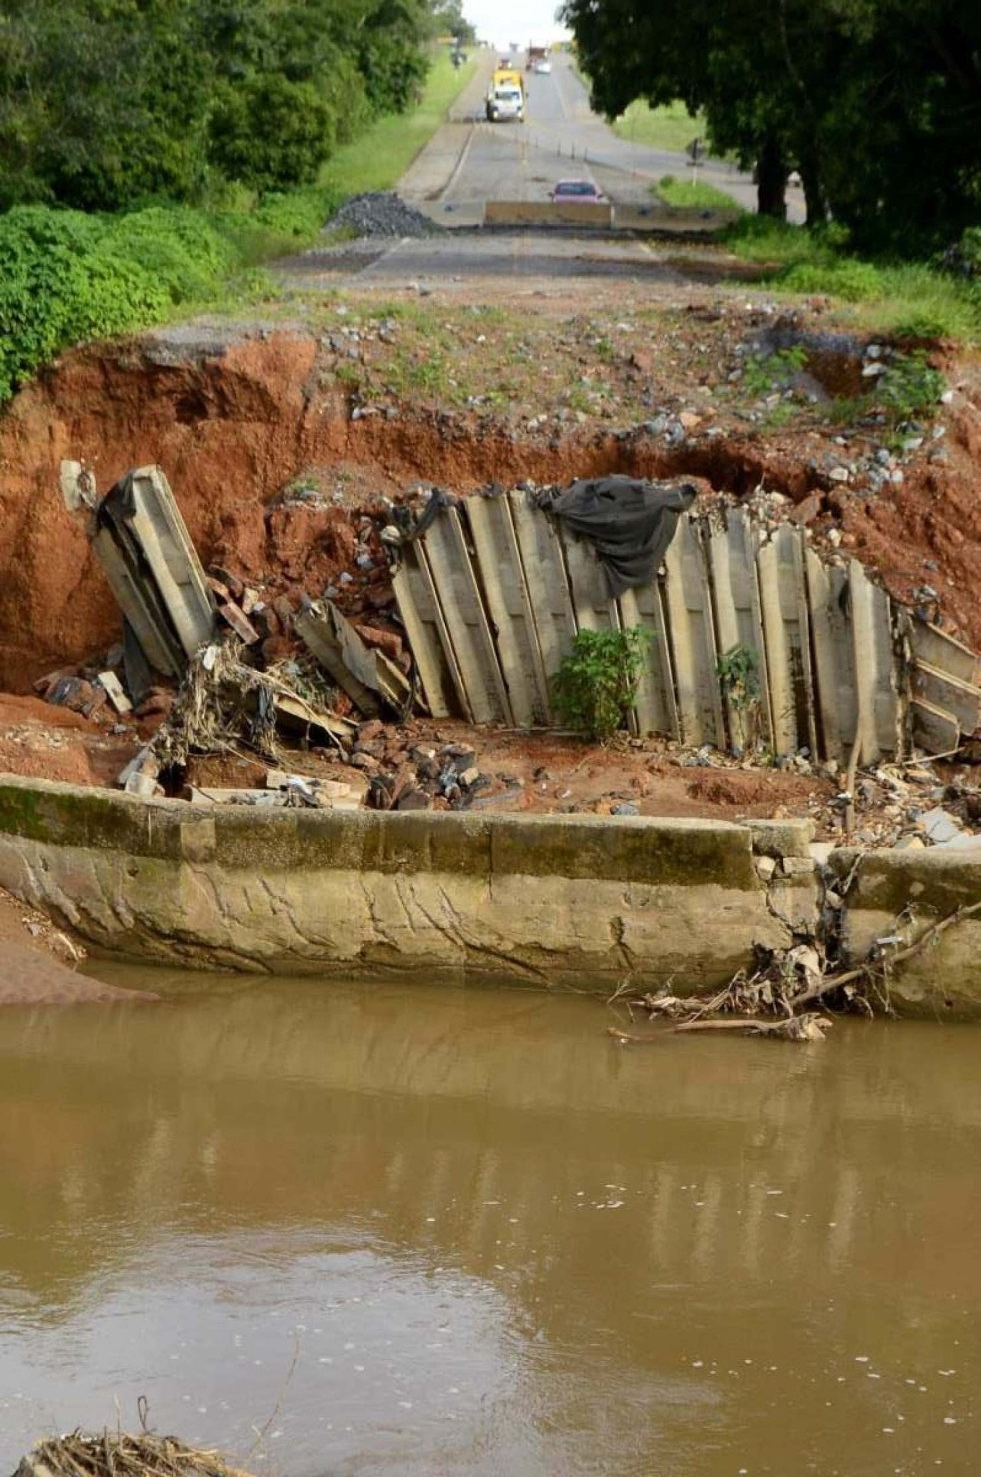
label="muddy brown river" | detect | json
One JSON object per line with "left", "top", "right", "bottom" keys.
{"left": 1, "top": 968, "right": 979, "bottom": 1475}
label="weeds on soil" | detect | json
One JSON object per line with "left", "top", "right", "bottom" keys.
{"left": 551, "top": 627, "right": 650, "bottom": 741}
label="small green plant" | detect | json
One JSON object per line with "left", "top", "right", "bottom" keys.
{"left": 716, "top": 643, "right": 760, "bottom": 707}
{"left": 716, "top": 643, "right": 762, "bottom": 750}
{"left": 551, "top": 626, "right": 650, "bottom": 740}
{"left": 741, "top": 344, "right": 808, "bottom": 397}
{"left": 875, "top": 351, "right": 945, "bottom": 422}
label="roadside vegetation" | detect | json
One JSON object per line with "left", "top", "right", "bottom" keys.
{"left": 721, "top": 219, "right": 981, "bottom": 341}
{"left": 0, "top": 1, "right": 477, "bottom": 405}
{"left": 612, "top": 100, "right": 705, "bottom": 154}
{"left": 654, "top": 175, "right": 742, "bottom": 213}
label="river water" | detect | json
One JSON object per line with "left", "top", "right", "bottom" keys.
{"left": 1, "top": 968, "right": 980, "bottom": 1475}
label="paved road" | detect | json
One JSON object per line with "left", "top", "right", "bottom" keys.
{"left": 398, "top": 52, "right": 802, "bottom": 226}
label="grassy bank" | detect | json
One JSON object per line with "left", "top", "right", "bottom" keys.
{"left": 654, "top": 174, "right": 744, "bottom": 212}
{"left": 0, "top": 50, "right": 476, "bottom": 404}
{"left": 721, "top": 218, "right": 981, "bottom": 340}
{"left": 612, "top": 100, "right": 705, "bottom": 154}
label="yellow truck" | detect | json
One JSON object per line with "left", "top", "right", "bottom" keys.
{"left": 485, "top": 68, "right": 525, "bottom": 122}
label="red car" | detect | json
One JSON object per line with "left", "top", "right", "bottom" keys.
{"left": 549, "top": 179, "right": 606, "bottom": 203}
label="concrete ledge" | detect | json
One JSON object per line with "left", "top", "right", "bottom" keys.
{"left": 0, "top": 774, "right": 796, "bottom": 988}
{"left": 830, "top": 847, "right": 981, "bottom": 1017}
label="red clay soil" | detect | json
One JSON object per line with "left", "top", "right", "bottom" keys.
{"left": 0, "top": 288, "right": 977, "bottom": 854}
{"left": 1, "top": 311, "right": 979, "bottom": 692}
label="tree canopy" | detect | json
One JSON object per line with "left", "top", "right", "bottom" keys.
{"left": 0, "top": 0, "right": 440, "bottom": 210}
{"left": 561, "top": 0, "right": 981, "bottom": 249}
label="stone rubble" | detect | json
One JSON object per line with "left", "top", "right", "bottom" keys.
{"left": 324, "top": 191, "right": 443, "bottom": 239}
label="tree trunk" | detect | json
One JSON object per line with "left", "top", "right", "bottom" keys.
{"left": 799, "top": 151, "right": 829, "bottom": 227}
{"left": 755, "top": 135, "right": 787, "bottom": 220}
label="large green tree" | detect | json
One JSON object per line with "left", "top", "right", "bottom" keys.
{"left": 0, "top": 0, "right": 438, "bottom": 211}
{"left": 561, "top": 0, "right": 981, "bottom": 249}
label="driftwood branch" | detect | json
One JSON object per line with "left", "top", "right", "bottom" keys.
{"left": 791, "top": 899, "right": 981, "bottom": 1009}
{"left": 610, "top": 901, "right": 981, "bottom": 1045}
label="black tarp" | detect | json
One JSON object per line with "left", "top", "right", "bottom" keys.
{"left": 540, "top": 476, "right": 698, "bottom": 596}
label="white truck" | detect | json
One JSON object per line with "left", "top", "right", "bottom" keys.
{"left": 485, "top": 68, "right": 525, "bottom": 122}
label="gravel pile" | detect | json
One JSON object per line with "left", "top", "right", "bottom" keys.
{"left": 325, "top": 191, "right": 442, "bottom": 239}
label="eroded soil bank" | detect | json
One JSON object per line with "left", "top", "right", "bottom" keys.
{"left": 0, "top": 276, "right": 979, "bottom": 913}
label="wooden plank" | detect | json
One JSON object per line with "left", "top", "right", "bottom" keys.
{"left": 294, "top": 604, "right": 381, "bottom": 716}
{"left": 803, "top": 547, "right": 845, "bottom": 762}
{"left": 706, "top": 509, "right": 771, "bottom": 752}
{"left": 295, "top": 600, "right": 411, "bottom": 716}
{"left": 91, "top": 528, "right": 183, "bottom": 677}
{"left": 419, "top": 510, "right": 513, "bottom": 725}
{"left": 123, "top": 467, "right": 216, "bottom": 660}
{"left": 559, "top": 527, "right": 616, "bottom": 634}
{"left": 464, "top": 496, "right": 549, "bottom": 726}
{"left": 391, "top": 549, "right": 454, "bottom": 718}
{"left": 755, "top": 527, "right": 819, "bottom": 757}
{"left": 662, "top": 517, "right": 724, "bottom": 746}
{"left": 508, "top": 491, "right": 577, "bottom": 709}
{"left": 776, "top": 526, "right": 818, "bottom": 756}
{"left": 909, "top": 621, "right": 981, "bottom": 688}
{"left": 911, "top": 661, "right": 981, "bottom": 736}
{"left": 755, "top": 539, "right": 795, "bottom": 755}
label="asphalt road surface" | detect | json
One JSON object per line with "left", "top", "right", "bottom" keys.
{"left": 280, "top": 51, "right": 802, "bottom": 289}
{"left": 397, "top": 51, "right": 801, "bottom": 226}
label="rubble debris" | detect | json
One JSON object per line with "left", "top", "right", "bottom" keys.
{"left": 188, "top": 770, "right": 366, "bottom": 810}
{"left": 610, "top": 899, "right": 981, "bottom": 1039}
{"left": 151, "top": 643, "right": 356, "bottom": 772}
{"left": 295, "top": 597, "right": 412, "bottom": 716}
{"left": 118, "top": 744, "right": 162, "bottom": 798}
{"left": 14, "top": 1429, "right": 255, "bottom": 1477}
{"left": 323, "top": 191, "right": 443, "bottom": 239}
{"left": 97, "top": 669, "right": 132, "bottom": 713}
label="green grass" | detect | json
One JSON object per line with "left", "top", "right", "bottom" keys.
{"left": 654, "top": 174, "right": 744, "bottom": 213}
{"left": 719, "top": 217, "right": 981, "bottom": 340}
{"left": 319, "top": 51, "right": 478, "bottom": 197}
{"left": 612, "top": 100, "right": 705, "bottom": 154}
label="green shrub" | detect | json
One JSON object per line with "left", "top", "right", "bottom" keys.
{"left": 0, "top": 204, "right": 234, "bottom": 401}
{"left": 208, "top": 76, "right": 336, "bottom": 194}
{"left": 874, "top": 352, "right": 946, "bottom": 421}
{"left": 551, "top": 627, "right": 649, "bottom": 740}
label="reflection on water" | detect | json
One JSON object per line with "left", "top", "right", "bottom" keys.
{"left": 1, "top": 968, "right": 980, "bottom": 1475}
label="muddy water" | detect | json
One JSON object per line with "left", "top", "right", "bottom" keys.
{"left": 1, "top": 972, "right": 980, "bottom": 1476}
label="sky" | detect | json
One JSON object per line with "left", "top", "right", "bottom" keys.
{"left": 461, "top": 0, "right": 571, "bottom": 50}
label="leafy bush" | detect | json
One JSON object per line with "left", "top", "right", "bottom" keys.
{"left": 208, "top": 76, "right": 336, "bottom": 193}
{"left": 0, "top": 205, "right": 234, "bottom": 401}
{"left": 551, "top": 627, "right": 649, "bottom": 740}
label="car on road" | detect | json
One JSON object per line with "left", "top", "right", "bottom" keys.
{"left": 549, "top": 179, "right": 606, "bottom": 203}
{"left": 534, "top": 60, "right": 552, "bottom": 74}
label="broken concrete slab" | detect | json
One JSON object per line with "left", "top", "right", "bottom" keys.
{"left": 67, "top": 462, "right": 217, "bottom": 679}
{"left": 295, "top": 597, "right": 412, "bottom": 716}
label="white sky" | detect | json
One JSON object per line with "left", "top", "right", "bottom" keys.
{"left": 461, "top": 0, "right": 571, "bottom": 50}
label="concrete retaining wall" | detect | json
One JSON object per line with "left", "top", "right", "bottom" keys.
{"left": 6, "top": 775, "right": 979, "bottom": 1012}
{"left": 0, "top": 775, "right": 809, "bottom": 989}
{"left": 828, "top": 847, "right": 981, "bottom": 1018}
